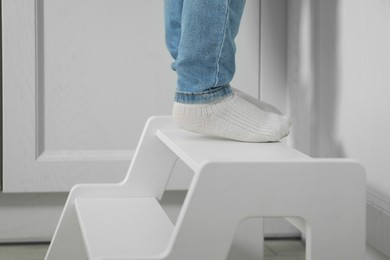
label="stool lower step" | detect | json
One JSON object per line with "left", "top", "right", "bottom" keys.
{"left": 75, "top": 197, "right": 174, "bottom": 260}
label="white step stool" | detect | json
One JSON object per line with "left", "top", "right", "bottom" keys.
{"left": 45, "top": 116, "right": 366, "bottom": 260}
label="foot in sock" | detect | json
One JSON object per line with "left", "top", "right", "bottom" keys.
{"left": 232, "top": 87, "right": 284, "bottom": 115}
{"left": 172, "top": 94, "right": 291, "bottom": 142}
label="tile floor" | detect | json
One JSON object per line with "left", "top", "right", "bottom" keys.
{"left": 264, "top": 239, "right": 305, "bottom": 260}
{"left": 0, "top": 240, "right": 388, "bottom": 260}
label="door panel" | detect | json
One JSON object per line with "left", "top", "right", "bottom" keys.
{"left": 4, "top": 0, "right": 173, "bottom": 192}
{"left": 3, "top": 0, "right": 260, "bottom": 192}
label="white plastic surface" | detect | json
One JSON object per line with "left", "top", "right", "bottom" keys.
{"left": 156, "top": 129, "right": 309, "bottom": 171}
{"left": 46, "top": 116, "right": 366, "bottom": 260}
{"left": 75, "top": 197, "right": 173, "bottom": 260}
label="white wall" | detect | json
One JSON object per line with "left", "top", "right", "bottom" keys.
{"left": 317, "top": 0, "right": 390, "bottom": 255}
{"left": 319, "top": 0, "right": 390, "bottom": 201}
{"left": 287, "top": 0, "right": 390, "bottom": 256}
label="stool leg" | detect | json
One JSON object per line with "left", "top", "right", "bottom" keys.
{"left": 227, "top": 218, "right": 264, "bottom": 260}
{"left": 306, "top": 215, "right": 365, "bottom": 260}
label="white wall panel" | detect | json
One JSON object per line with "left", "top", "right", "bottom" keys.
{"left": 315, "top": 0, "right": 390, "bottom": 256}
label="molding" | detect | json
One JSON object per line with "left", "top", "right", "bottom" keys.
{"left": 35, "top": 0, "right": 45, "bottom": 158}
{"left": 367, "top": 189, "right": 390, "bottom": 258}
{"left": 367, "top": 189, "right": 390, "bottom": 216}
{"left": 37, "top": 150, "right": 134, "bottom": 162}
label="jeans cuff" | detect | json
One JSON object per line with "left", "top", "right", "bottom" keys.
{"left": 174, "top": 85, "right": 233, "bottom": 104}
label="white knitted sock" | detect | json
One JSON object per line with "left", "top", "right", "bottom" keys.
{"left": 173, "top": 94, "right": 291, "bottom": 142}
{"left": 232, "top": 87, "right": 283, "bottom": 115}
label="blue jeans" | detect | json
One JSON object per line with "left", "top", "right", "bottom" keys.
{"left": 164, "top": 0, "right": 246, "bottom": 104}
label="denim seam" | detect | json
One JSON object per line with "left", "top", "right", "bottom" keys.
{"left": 176, "top": 84, "right": 230, "bottom": 95}
{"left": 175, "top": 85, "right": 232, "bottom": 104}
{"left": 213, "top": 0, "right": 231, "bottom": 88}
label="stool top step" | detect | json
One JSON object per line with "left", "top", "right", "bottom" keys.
{"left": 156, "top": 128, "right": 310, "bottom": 171}
{"left": 75, "top": 197, "right": 174, "bottom": 260}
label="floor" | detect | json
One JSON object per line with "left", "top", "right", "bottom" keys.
{"left": 0, "top": 240, "right": 388, "bottom": 260}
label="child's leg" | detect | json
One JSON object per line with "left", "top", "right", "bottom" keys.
{"left": 167, "top": 0, "right": 290, "bottom": 142}
{"left": 164, "top": 0, "right": 183, "bottom": 69}
{"left": 174, "top": 0, "right": 245, "bottom": 103}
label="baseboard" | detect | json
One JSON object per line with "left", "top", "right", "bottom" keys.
{"left": 0, "top": 190, "right": 301, "bottom": 243}
{"left": 0, "top": 192, "right": 67, "bottom": 243}
{"left": 367, "top": 189, "right": 390, "bottom": 258}
{"left": 0, "top": 189, "right": 389, "bottom": 259}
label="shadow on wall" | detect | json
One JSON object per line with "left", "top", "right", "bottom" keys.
{"left": 315, "top": 0, "right": 345, "bottom": 158}
{"left": 289, "top": 1, "right": 390, "bottom": 257}
{"left": 287, "top": 0, "right": 344, "bottom": 158}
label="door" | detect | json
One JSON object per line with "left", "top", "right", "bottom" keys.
{"left": 3, "top": 0, "right": 260, "bottom": 192}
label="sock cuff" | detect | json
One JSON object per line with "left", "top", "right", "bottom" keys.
{"left": 173, "top": 94, "right": 236, "bottom": 117}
